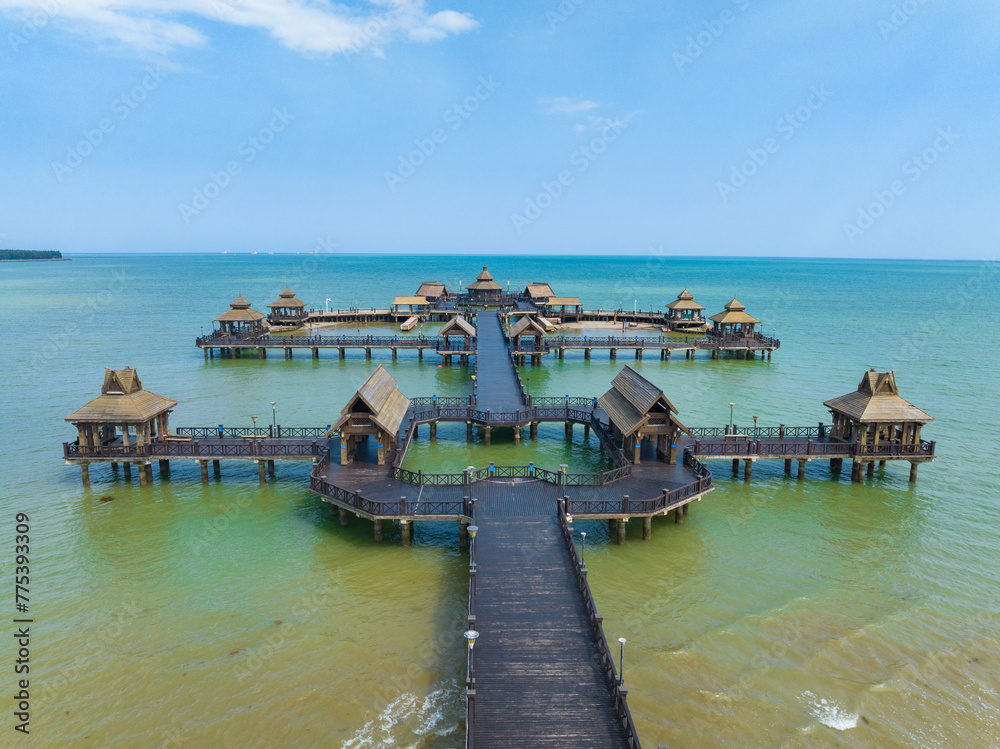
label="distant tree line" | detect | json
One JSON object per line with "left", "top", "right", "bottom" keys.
{"left": 0, "top": 249, "right": 63, "bottom": 260}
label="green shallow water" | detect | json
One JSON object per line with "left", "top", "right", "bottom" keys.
{"left": 1, "top": 254, "right": 998, "bottom": 748}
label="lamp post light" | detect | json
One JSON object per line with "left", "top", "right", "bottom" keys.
{"left": 464, "top": 629, "right": 479, "bottom": 684}
{"left": 753, "top": 414, "right": 759, "bottom": 433}
{"left": 618, "top": 637, "right": 627, "bottom": 686}
{"left": 271, "top": 402, "right": 277, "bottom": 431}
{"left": 251, "top": 415, "right": 258, "bottom": 431}
{"left": 729, "top": 402, "right": 735, "bottom": 434}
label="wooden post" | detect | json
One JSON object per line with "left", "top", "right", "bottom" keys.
{"left": 466, "top": 421, "right": 473, "bottom": 441}
{"left": 583, "top": 424, "right": 590, "bottom": 439}
{"left": 339, "top": 508, "right": 349, "bottom": 526}
{"left": 866, "top": 462, "right": 875, "bottom": 478}
{"left": 797, "top": 459, "right": 806, "bottom": 480}
{"left": 642, "top": 516, "right": 652, "bottom": 541}
{"left": 732, "top": 458, "right": 739, "bottom": 474}
{"left": 585, "top": 348, "right": 591, "bottom": 360}
{"left": 851, "top": 460, "right": 863, "bottom": 483}
{"left": 373, "top": 519, "right": 383, "bottom": 542}
{"left": 616, "top": 519, "right": 626, "bottom": 545}
{"left": 158, "top": 459, "right": 170, "bottom": 474}
{"left": 213, "top": 459, "right": 221, "bottom": 475}
{"left": 744, "top": 459, "right": 753, "bottom": 481}
{"left": 139, "top": 464, "right": 149, "bottom": 485}
{"left": 530, "top": 422, "right": 538, "bottom": 439}
{"left": 204, "top": 348, "right": 208, "bottom": 361}
{"left": 683, "top": 503, "right": 689, "bottom": 516}
{"left": 565, "top": 422, "right": 573, "bottom": 440}
{"left": 339, "top": 347, "right": 345, "bottom": 360}
{"left": 459, "top": 521, "right": 469, "bottom": 549}
{"left": 674, "top": 507, "right": 683, "bottom": 524}
{"left": 610, "top": 348, "right": 616, "bottom": 360}
{"left": 392, "top": 348, "right": 397, "bottom": 361}
{"left": 312, "top": 347, "right": 319, "bottom": 359}
{"left": 484, "top": 426, "right": 491, "bottom": 446}
{"left": 909, "top": 462, "right": 918, "bottom": 483}
{"left": 513, "top": 426, "right": 521, "bottom": 444}
{"left": 365, "top": 348, "right": 371, "bottom": 360}
{"left": 124, "top": 462, "right": 132, "bottom": 479}
{"left": 401, "top": 520, "right": 411, "bottom": 547}
{"left": 80, "top": 463, "right": 90, "bottom": 486}
{"left": 200, "top": 460, "right": 209, "bottom": 483}
{"left": 258, "top": 461, "right": 266, "bottom": 483}
{"left": 784, "top": 458, "right": 792, "bottom": 474}
{"left": 429, "top": 422, "right": 437, "bottom": 440}
{"left": 267, "top": 459, "right": 275, "bottom": 476}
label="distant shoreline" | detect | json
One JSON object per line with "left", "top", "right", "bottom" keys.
{"left": 0, "top": 258, "right": 72, "bottom": 262}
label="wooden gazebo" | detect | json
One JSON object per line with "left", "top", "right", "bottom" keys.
{"left": 666, "top": 289, "right": 706, "bottom": 332}
{"left": 824, "top": 369, "right": 934, "bottom": 482}
{"left": 597, "top": 366, "right": 689, "bottom": 464}
{"left": 267, "top": 287, "right": 308, "bottom": 325}
{"left": 439, "top": 315, "right": 476, "bottom": 351}
{"left": 416, "top": 282, "right": 447, "bottom": 302}
{"left": 709, "top": 298, "right": 759, "bottom": 337}
{"left": 64, "top": 367, "right": 178, "bottom": 485}
{"left": 328, "top": 366, "right": 410, "bottom": 466}
{"left": 541, "top": 297, "right": 582, "bottom": 321}
{"left": 509, "top": 315, "right": 548, "bottom": 349}
{"left": 392, "top": 296, "right": 430, "bottom": 315}
{"left": 214, "top": 296, "right": 266, "bottom": 337}
{"left": 524, "top": 282, "right": 555, "bottom": 304}
{"left": 466, "top": 266, "right": 503, "bottom": 304}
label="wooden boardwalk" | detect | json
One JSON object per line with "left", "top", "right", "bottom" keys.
{"left": 471, "top": 482, "right": 634, "bottom": 748}
{"left": 474, "top": 311, "right": 526, "bottom": 411}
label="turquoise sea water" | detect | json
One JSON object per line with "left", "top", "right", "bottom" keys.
{"left": 1, "top": 254, "right": 999, "bottom": 748}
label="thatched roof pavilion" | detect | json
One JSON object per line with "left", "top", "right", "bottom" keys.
{"left": 598, "top": 366, "right": 689, "bottom": 463}
{"left": 524, "top": 282, "right": 555, "bottom": 303}
{"left": 416, "top": 282, "right": 447, "bottom": 300}
{"left": 392, "top": 296, "right": 430, "bottom": 314}
{"left": 267, "top": 287, "right": 308, "bottom": 324}
{"left": 824, "top": 370, "right": 932, "bottom": 445}
{"left": 329, "top": 366, "right": 410, "bottom": 465}
{"left": 708, "top": 298, "right": 759, "bottom": 337}
{"left": 65, "top": 367, "right": 177, "bottom": 466}
{"left": 666, "top": 290, "right": 705, "bottom": 316}
{"left": 466, "top": 266, "right": 503, "bottom": 303}
{"left": 509, "top": 315, "right": 548, "bottom": 343}
{"left": 214, "top": 296, "right": 266, "bottom": 336}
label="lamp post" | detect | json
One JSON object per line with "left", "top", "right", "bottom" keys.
{"left": 580, "top": 531, "right": 587, "bottom": 566}
{"left": 729, "top": 402, "right": 735, "bottom": 434}
{"left": 271, "top": 402, "right": 277, "bottom": 432}
{"left": 618, "top": 637, "right": 627, "bottom": 686}
{"left": 325, "top": 298, "right": 331, "bottom": 313}
{"left": 251, "top": 415, "right": 258, "bottom": 431}
{"left": 468, "top": 524, "right": 479, "bottom": 573}
{"left": 464, "top": 629, "right": 479, "bottom": 684}
{"left": 753, "top": 414, "right": 758, "bottom": 433}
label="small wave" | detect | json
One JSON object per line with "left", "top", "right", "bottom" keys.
{"left": 344, "top": 686, "right": 455, "bottom": 748}
{"left": 803, "top": 690, "right": 858, "bottom": 731}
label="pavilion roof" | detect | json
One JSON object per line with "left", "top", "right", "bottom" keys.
{"left": 416, "top": 282, "right": 446, "bottom": 298}
{"left": 440, "top": 315, "right": 476, "bottom": 337}
{"left": 509, "top": 315, "right": 548, "bottom": 338}
{"left": 544, "top": 296, "right": 581, "bottom": 306}
{"left": 525, "top": 282, "right": 555, "bottom": 300}
{"left": 330, "top": 365, "right": 411, "bottom": 436}
{"left": 268, "top": 288, "right": 306, "bottom": 308}
{"left": 467, "top": 266, "right": 503, "bottom": 291}
{"left": 65, "top": 367, "right": 178, "bottom": 424}
{"left": 597, "top": 366, "right": 687, "bottom": 438}
{"left": 823, "top": 370, "right": 933, "bottom": 423}
{"left": 393, "top": 296, "right": 429, "bottom": 306}
{"left": 666, "top": 289, "right": 705, "bottom": 311}
{"left": 709, "top": 298, "right": 759, "bottom": 325}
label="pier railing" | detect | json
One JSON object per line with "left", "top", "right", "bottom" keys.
{"left": 175, "top": 426, "right": 331, "bottom": 439}
{"left": 64, "top": 438, "right": 322, "bottom": 460}
{"left": 196, "top": 333, "right": 448, "bottom": 348}
{"left": 558, "top": 502, "right": 641, "bottom": 748}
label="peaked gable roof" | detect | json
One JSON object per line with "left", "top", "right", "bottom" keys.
{"left": 467, "top": 266, "right": 503, "bottom": 291}
{"left": 416, "top": 282, "right": 446, "bottom": 298}
{"left": 597, "top": 366, "right": 687, "bottom": 437}
{"left": 666, "top": 289, "right": 705, "bottom": 311}
{"left": 439, "top": 315, "right": 476, "bottom": 337}
{"left": 331, "top": 365, "right": 411, "bottom": 436}
{"left": 823, "top": 370, "right": 933, "bottom": 423}
{"left": 66, "top": 367, "right": 178, "bottom": 423}
{"left": 709, "top": 297, "right": 759, "bottom": 325}
{"left": 525, "top": 282, "right": 555, "bottom": 300}
{"left": 509, "top": 315, "right": 548, "bottom": 338}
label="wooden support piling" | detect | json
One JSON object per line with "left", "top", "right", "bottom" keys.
{"left": 258, "top": 461, "right": 266, "bottom": 483}
{"left": 909, "top": 462, "right": 918, "bottom": 483}
{"left": 373, "top": 519, "right": 383, "bottom": 542}
{"left": 401, "top": 520, "right": 412, "bottom": 547}
{"left": 213, "top": 459, "right": 220, "bottom": 475}
{"left": 642, "top": 516, "right": 652, "bottom": 541}
{"left": 797, "top": 459, "right": 806, "bottom": 480}
{"left": 459, "top": 521, "right": 469, "bottom": 549}
{"left": 784, "top": 458, "right": 792, "bottom": 474}
{"left": 339, "top": 508, "right": 349, "bottom": 526}
{"left": 80, "top": 463, "right": 90, "bottom": 486}
{"left": 267, "top": 459, "right": 275, "bottom": 476}
{"left": 159, "top": 459, "right": 170, "bottom": 474}
{"left": 744, "top": 459, "right": 753, "bottom": 481}
{"left": 732, "top": 458, "right": 740, "bottom": 474}
{"left": 616, "top": 519, "right": 626, "bottom": 545}
{"left": 200, "top": 460, "right": 209, "bottom": 483}
{"left": 124, "top": 462, "right": 132, "bottom": 479}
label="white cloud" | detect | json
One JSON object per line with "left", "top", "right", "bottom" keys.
{"left": 0, "top": 0, "right": 479, "bottom": 56}
{"left": 538, "top": 96, "right": 599, "bottom": 115}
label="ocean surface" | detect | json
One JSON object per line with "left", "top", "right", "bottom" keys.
{"left": 1, "top": 254, "right": 998, "bottom": 748}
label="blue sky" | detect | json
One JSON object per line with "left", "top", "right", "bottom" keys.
{"left": 1, "top": 1, "right": 998, "bottom": 257}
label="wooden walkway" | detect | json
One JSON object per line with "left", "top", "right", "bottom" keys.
{"left": 471, "top": 482, "right": 634, "bottom": 748}
{"left": 474, "top": 311, "right": 526, "bottom": 411}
